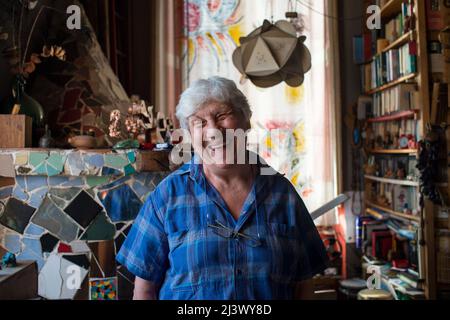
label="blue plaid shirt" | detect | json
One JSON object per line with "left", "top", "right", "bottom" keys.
{"left": 116, "top": 155, "right": 329, "bottom": 300}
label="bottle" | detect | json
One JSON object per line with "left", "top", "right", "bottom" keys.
{"left": 2, "top": 75, "right": 44, "bottom": 127}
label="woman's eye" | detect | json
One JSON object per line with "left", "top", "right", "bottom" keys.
{"left": 217, "top": 114, "right": 228, "bottom": 121}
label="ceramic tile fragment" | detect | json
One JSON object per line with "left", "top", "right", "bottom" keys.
{"left": 38, "top": 254, "right": 63, "bottom": 299}
{"left": 123, "top": 164, "right": 135, "bottom": 176}
{"left": 97, "top": 184, "right": 142, "bottom": 222}
{"left": 59, "top": 256, "right": 89, "bottom": 300}
{"left": 127, "top": 152, "right": 136, "bottom": 163}
{"left": 85, "top": 154, "right": 104, "bottom": 168}
{"left": 28, "top": 187, "right": 49, "bottom": 208}
{"left": 26, "top": 176, "right": 48, "bottom": 192}
{"left": 61, "top": 177, "right": 84, "bottom": 187}
{"left": 58, "top": 243, "right": 72, "bottom": 253}
{"left": 62, "top": 254, "right": 90, "bottom": 270}
{"left": 33, "top": 163, "right": 48, "bottom": 175}
{"left": 104, "top": 154, "right": 129, "bottom": 169}
{"left": 40, "top": 233, "right": 59, "bottom": 253}
{"left": 70, "top": 241, "right": 91, "bottom": 253}
{"left": 101, "top": 167, "right": 122, "bottom": 176}
{"left": 0, "top": 186, "right": 13, "bottom": 199}
{"left": 80, "top": 213, "right": 115, "bottom": 241}
{"left": 86, "top": 176, "right": 109, "bottom": 188}
{"left": 14, "top": 151, "right": 28, "bottom": 166}
{"left": 0, "top": 197, "right": 36, "bottom": 234}
{"left": 46, "top": 153, "right": 65, "bottom": 173}
{"left": 66, "top": 152, "right": 85, "bottom": 176}
{"left": 3, "top": 233, "right": 22, "bottom": 254}
{"left": 49, "top": 187, "right": 82, "bottom": 201}
{"left": 15, "top": 176, "right": 26, "bottom": 190}
{"left": 88, "top": 240, "right": 116, "bottom": 277}
{"left": 32, "top": 196, "right": 79, "bottom": 243}
{"left": 64, "top": 191, "right": 102, "bottom": 228}
{"left": 24, "top": 223, "right": 46, "bottom": 237}
{"left": 0, "top": 154, "right": 15, "bottom": 177}
{"left": 89, "top": 277, "right": 118, "bottom": 300}
{"left": 29, "top": 152, "right": 48, "bottom": 167}
{"left": 12, "top": 185, "right": 28, "bottom": 202}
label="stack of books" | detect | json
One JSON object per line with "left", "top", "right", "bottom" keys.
{"left": 372, "top": 83, "right": 419, "bottom": 117}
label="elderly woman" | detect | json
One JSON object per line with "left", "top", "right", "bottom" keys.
{"left": 116, "top": 77, "right": 329, "bottom": 300}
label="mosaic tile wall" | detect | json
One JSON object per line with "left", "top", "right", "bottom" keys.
{"left": 0, "top": 150, "right": 168, "bottom": 300}
{"left": 0, "top": 0, "right": 130, "bottom": 147}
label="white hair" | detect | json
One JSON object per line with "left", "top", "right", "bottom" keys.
{"left": 175, "top": 77, "right": 252, "bottom": 129}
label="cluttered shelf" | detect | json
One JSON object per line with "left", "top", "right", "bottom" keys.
{"left": 364, "top": 175, "right": 419, "bottom": 187}
{"left": 368, "top": 149, "right": 418, "bottom": 155}
{"left": 365, "top": 201, "right": 421, "bottom": 222}
{"left": 367, "top": 109, "right": 419, "bottom": 123}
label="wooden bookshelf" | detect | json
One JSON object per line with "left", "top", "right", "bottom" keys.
{"left": 364, "top": 175, "right": 419, "bottom": 187}
{"left": 365, "top": 73, "right": 417, "bottom": 95}
{"left": 356, "top": 0, "right": 439, "bottom": 300}
{"left": 365, "top": 200, "right": 421, "bottom": 222}
{"left": 368, "top": 149, "right": 418, "bottom": 155}
{"left": 367, "top": 109, "right": 419, "bottom": 123}
{"left": 380, "top": 0, "right": 404, "bottom": 20}
{"left": 382, "top": 30, "right": 416, "bottom": 53}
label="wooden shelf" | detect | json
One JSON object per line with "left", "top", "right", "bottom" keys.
{"left": 367, "top": 109, "right": 419, "bottom": 123}
{"left": 381, "top": 31, "right": 415, "bottom": 54}
{"left": 368, "top": 149, "right": 418, "bottom": 155}
{"left": 366, "top": 200, "right": 421, "bottom": 222}
{"left": 365, "top": 73, "right": 417, "bottom": 95}
{"left": 381, "top": 0, "right": 404, "bottom": 20}
{"left": 364, "top": 175, "right": 419, "bottom": 187}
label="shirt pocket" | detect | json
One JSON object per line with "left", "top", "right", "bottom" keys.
{"left": 166, "top": 227, "right": 209, "bottom": 288}
{"left": 266, "top": 223, "right": 302, "bottom": 281}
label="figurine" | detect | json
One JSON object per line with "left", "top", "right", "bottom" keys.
{"left": 1, "top": 252, "right": 17, "bottom": 268}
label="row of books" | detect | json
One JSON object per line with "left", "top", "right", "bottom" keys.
{"left": 384, "top": 0, "right": 414, "bottom": 43}
{"left": 361, "top": 42, "right": 417, "bottom": 91}
{"left": 353, "top": 0, "right": 414, "bottom": 65}
{"left": 371, "top": 84, "right": 419, "bottom": 117}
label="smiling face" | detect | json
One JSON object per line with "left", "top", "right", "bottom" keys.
{"left": 188, "top": 101, "right": 250, "bottom": 169}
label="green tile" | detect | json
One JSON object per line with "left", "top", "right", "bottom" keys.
{"left": 124, "top": 164, "right": 135, "bottom": 176}
{"left": 127, "top": 151, "right": 136, "bottom": 163}
{"left": 46, "top": 153, "right": 65, "bottom": 172}
{"left": 46, "top": 163, "right": 60, "bottom": 176}
{"left": 104, "top": 154, "right": 129, "bottom": 169}
{"left": 86, "top": 176, "right": 110, "bottom": 188}
{"left": 29, "top": 152, "right": 48, "bottom": 167}
{"left": 80, "top": 213, "right": 115, "bottom": 241}
{"left": 33, "top": 163, "right": 48, "bottom": 175}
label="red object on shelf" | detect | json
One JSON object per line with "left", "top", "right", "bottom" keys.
{"left": 393, "top": 259, "right": 409, "bottom": 269}
{"left": 367, "top": 110, "right": 419, "bottom": 123}
{"left": 58, "top": 243, "right": 72, "bottom": 253}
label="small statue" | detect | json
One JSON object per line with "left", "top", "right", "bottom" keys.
{"left": 1, "top": 252, "right": 17, "bottom": 268}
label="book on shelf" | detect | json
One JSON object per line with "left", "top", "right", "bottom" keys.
{"left": 425, "top": 0, "right": 447, "bottom": 31}
{"left": 397, "top": 271, "right": 424, "bottom": 289}
{"left": 371, "top": 83, "right": 418, "bottom": 117}
{"left": 360, "top": 42, "right": 417, "bottom": 92}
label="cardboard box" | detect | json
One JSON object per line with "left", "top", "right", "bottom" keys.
{"left": 0, "top": 115, "right": 32, "bottom": 148}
